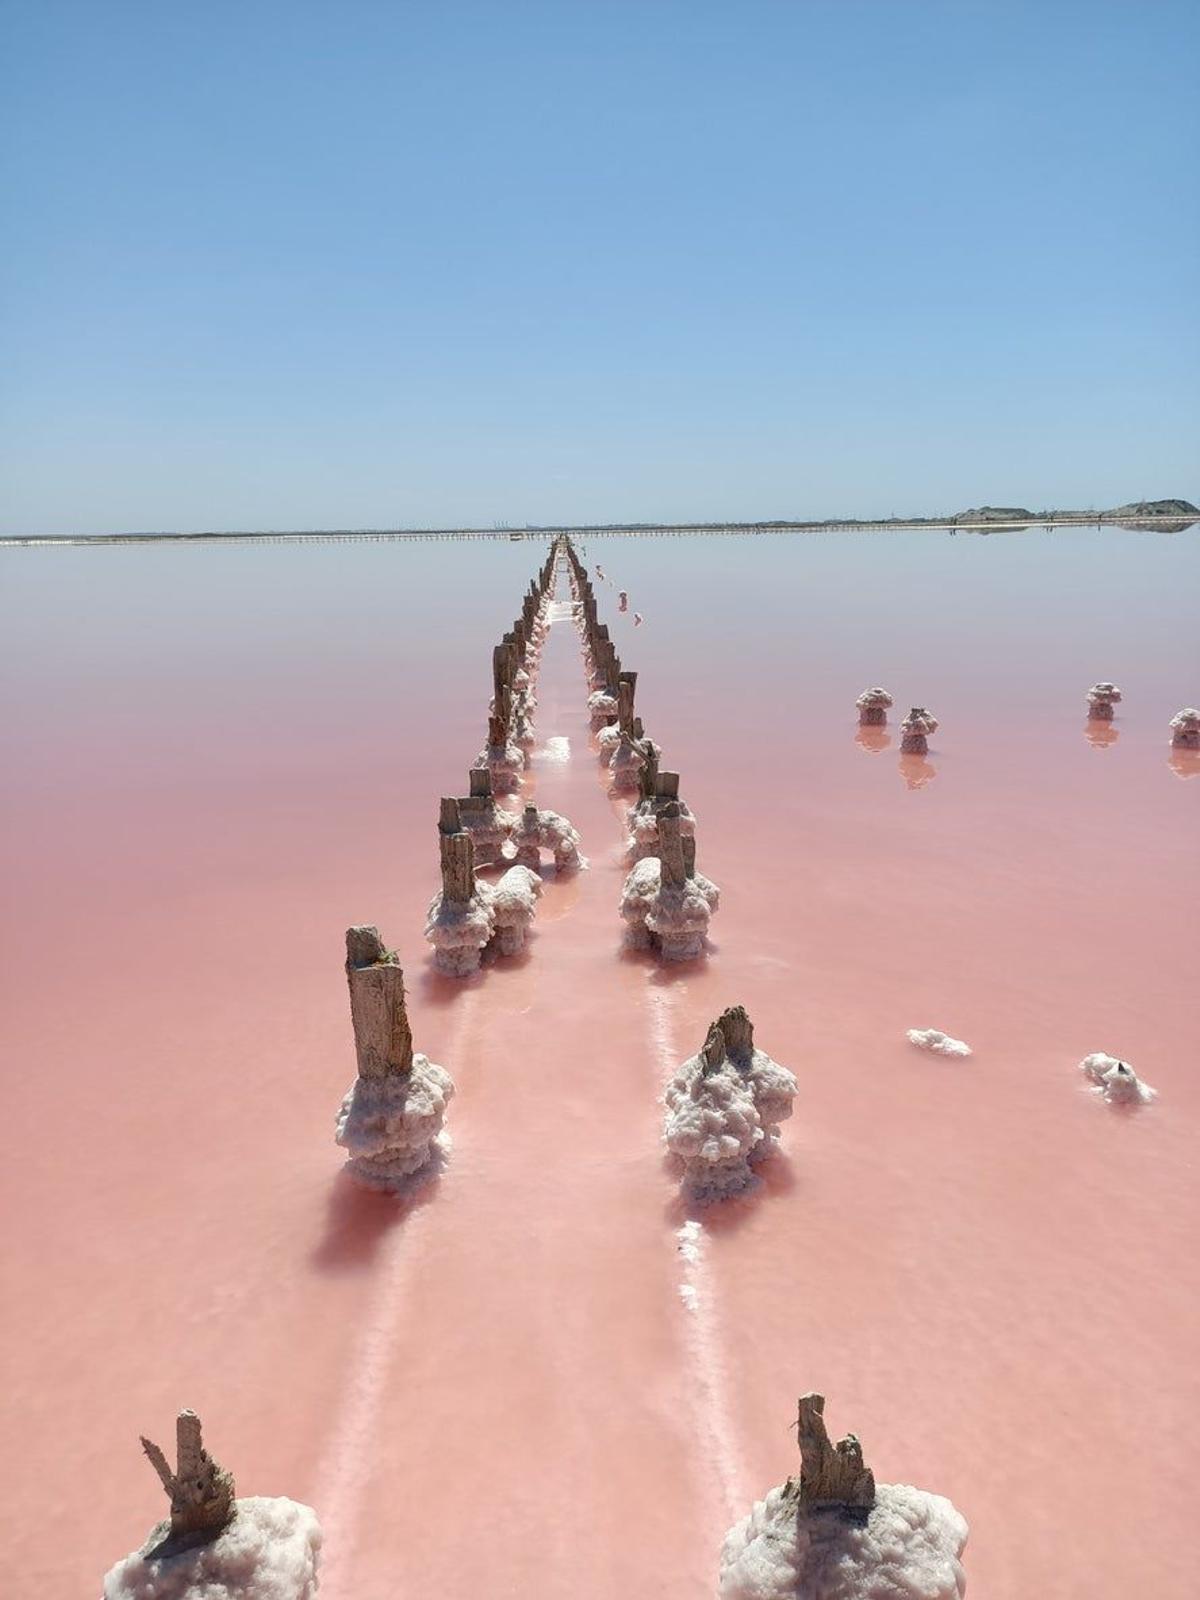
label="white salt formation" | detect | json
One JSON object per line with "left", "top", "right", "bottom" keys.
{"left": 907, "top": 1028, "right": 972, "bottom": 1058}
{"left": 900, "top": 707, "right": 938, "bottom": 755}
{"left": 513, "top": 803, "right": 585, "bottom": 872}
{"left": 609, "top": 728, "right": 646, "bottom": 791}
{"left": 618, "top": 589, "right": 628, "bottom": 611}
{"left": 1080, "top": 1051, "right": 1156, "bottom": 1105}
{"left": 488, "top": 863, "right": 542, "bottom": 954}
{"left": 425, "top": 815, "right": 495, "bottom": 976}
{"left": 1087, "top": 682, "right": 1122, "bottom": 721}
{"left": 664, "top": 1006, "right": 797, "bottom": 1202}
{"left": 627, "top": 764, "right": 696, "bottom": 862}
{"left": 856, "top": 687, "right": 894, "bottom": 726}
{"left": 588, "top": 688, "right": 618, "bottom": 727}
{"left": 456, "top": 767, "right": 515, "bottom": 866}
{"left": 1169, "top": 707, "right": 1200, "bottom": 748}
{"left": 720, "top": 1394, "right": 967, "bottom": 1600}
{"left": 620, "top": 805, "right": 718, "bottom": 960}
{"left": 336, "top": 926, "right": 455, "bottom": 1189}
{"left": 103, "top": 1411, "right": 322, "bottom": 1600}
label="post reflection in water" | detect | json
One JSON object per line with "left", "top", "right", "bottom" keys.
{"left": 898, "top": 752, "right": 937, "bottom": 790}
{"left": 1168, "top": 749, "right": 1200, "bottom": 781}
{"left": 1084, "top": 722, "right": 1120, "bottom": 749}
{"left": 854, "top": 725, "right": 891, "bottom": 755}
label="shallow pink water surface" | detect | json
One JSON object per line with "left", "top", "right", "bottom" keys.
{"left": 1, "top": 529, "right": 1197, "bottom": 1599}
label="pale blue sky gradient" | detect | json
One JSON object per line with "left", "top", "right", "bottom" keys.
{"left": 2, "top": 0, "right": 1197, "bottom": 534}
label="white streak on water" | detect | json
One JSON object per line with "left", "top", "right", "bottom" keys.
{"left": 535, "top": 735, "right": 571, "bottom": 763}
{"left": 647, "top": 986, "right": 746, "bottom": 1525}
{"left": 312, "top": 990, "right": 478, "bottom": 1599}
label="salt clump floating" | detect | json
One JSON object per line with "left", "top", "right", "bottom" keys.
{"left": 1169, "top": 707, "right": 1200, "bottom": 748}
{"left": 1080, "top": 1051, "right": 1156, "bottom": 1105}
{"left": 620, "top": 803, "right": 718, "bottom": 960}
{"left": 856, "top": 687, "right": 894, "bottom": 726}
{"left": 102, "top": 1411, "right": 322, "bottom": 1600}
{"left": 514, "top": 802, "right": 586, "bottom": 873}
{"left": 900, "top": 706, "right": 938, "bottom": 754}
{"left": 907, "top": 1028, "right": 972, "bottom": 1058}
{"left": 425, "top": 805, "right": 495, "bottom": 976}
{"left": 1086, "top": 681, "right": 1122, "bottom": 721}
{"left": 720, "top": 1394, "right": 968, "bottom": 1600}
{"left": 664, "top": 1006, "right": 797, "bottom": 1201}
{"left": 336, "top": 926, "right": 455, "bottom": 1188}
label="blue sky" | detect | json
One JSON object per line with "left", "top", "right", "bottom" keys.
{"left": 2, "top": 0, "right": 1196, "bottom": 533}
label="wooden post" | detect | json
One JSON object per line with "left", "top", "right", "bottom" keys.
{"left": 659, "top": 803, "right": 687, "bottom": 888}
{"left": 715, "top": 1004, "right": 753, "bottom": 1059}
{"left": 140, "top": 1410, "right": 236, "bottom": 1545}
{"left": 345, "top": 925, "right": 412, "bottom": 1081}
{"left": 655, "top": 770, "right": 680, "bottom": 802}
{"left": 440, "top": 830, "right": 476, "bottom": 904}
{"left": 795, "top": 1394, "right": 876, "bottom": 1512}
{"left": 681, "top": 834, "right": 697, "bottom": 879}
{"left": 439, "top": 797, "right": 461, "bottom": 835}
{"left": 617, "top": 670, "right": 637, "bottom": 731}
{"left": 469, "top": 767, "right": 492, "bottom": 799}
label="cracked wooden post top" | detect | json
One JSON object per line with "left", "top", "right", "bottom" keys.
{"left": 345, "top": 925, "right": 412, "bottom": 1080}
{"left": 715, "top": 1004, "right": 753, "bottom": 1059}
{"left": 700, "top": 1020, "right": 727, "bottom": 1073}
{"left": 440, "top": 829, "right": 476, "bottom": 904}
{"left": 469, "top": 766, "right": 492, "bottom": 800}
{"left": 795, "top": 1394, "right": 876, "bottom": 1513}
{"left": 140, "top": 1409, "right": 235, "bottom": 1545}
{"left": 439, "top": 797, "right": 462, "bottom": 835}
{"left": 658, "top": 803, "right": 687, "bottom": 888}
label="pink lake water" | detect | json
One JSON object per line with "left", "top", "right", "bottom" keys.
{"left": 1, "top": 527, "right": 1197, "bottom": 1599}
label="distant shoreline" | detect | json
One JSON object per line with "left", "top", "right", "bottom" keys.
{"left": 3, "top": 511, "right": 1197, "bottom": 548}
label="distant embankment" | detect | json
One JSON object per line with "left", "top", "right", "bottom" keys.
{"left": 3, "top": 499, "right": 1196, "bottom": 547}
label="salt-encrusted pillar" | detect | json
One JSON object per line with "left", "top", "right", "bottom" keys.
{"left": 337, "top": 927, "right": 456, "bottom": 1186}
{"left": 104, "top": 1411, "right": 322, "bottom": 1598}
{"left": 659, "top": 803, "right": 688, "bottom": 889}
{"left": 856, "top": 687, "right": 894, "bottom": 726}
{"left": 1087, "top": 682, "right": 1122, "bottom": 721}
{"left": 140, "top": 1410, "right": 235, "bottom": 1544}
{"left": 345, "top": 924, "right": 412, "bottom": 1081}
{"left": 719, "top": 1394, "right": 968, "bottom": 1600}
{"left": 1170, "top": 707, "right": 1200, "bottom": 748}
{"left": 617, "top": 669, "right": 637, "bottom": 731}
{"left": 440, "top": 822, "right": 476, "bottom": 904}
{"left": 663, "top": 1005, "right": 796, "bottom": 1200}
{"left": 900, "top": 706, "right": 938, "bottom": 754}
{"left": 457, "top": 766, "right": 513, "bottom": 865}
{"left": 795, "top": 1394, "right": 876, "bottom": 1512}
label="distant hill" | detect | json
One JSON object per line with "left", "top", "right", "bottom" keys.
{"left": 1110, "top": 498, "right": 1198, "bottom": 517}
{"left": 951, "top": 506, "right": 1033, "bottom": 523}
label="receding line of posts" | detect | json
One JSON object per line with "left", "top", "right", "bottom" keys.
{"left": 2, "top": 514, "right": 1187, "bottom": 548}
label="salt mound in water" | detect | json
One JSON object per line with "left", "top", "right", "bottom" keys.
{"left": 720, "top": 1482, "right": 967, "bottom": 1600}
{"left": 103, "top": 1496, "right": 322, "bottom": 1600}
{"left": 907, "top": 1028, "right": 971, "bottom": 1058}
